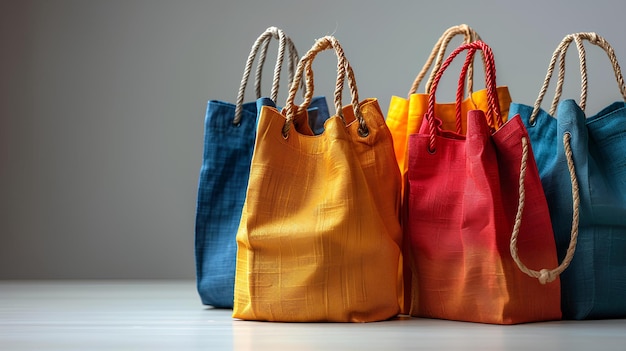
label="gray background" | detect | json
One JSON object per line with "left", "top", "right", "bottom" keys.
{"left": 1, "top": 0, "right": 625, "bottom": 279}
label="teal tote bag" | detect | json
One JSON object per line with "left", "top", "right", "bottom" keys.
{"left": 508, "top": 32, "right": 626, "bottom": 319}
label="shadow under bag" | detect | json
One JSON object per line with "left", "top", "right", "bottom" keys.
{"left": 195, "top": 27, "right": 329, "bottom": 308}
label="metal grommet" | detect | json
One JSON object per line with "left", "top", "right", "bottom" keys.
{"left": 563, "top": 131, "right": 571, "bottom": 141}
{"left": 358, "top": 126, "right": 369, "bottom": 138}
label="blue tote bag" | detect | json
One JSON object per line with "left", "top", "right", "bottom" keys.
{"left": 195, "top": 27, "right": 329, "bottom": 308}
{"left": 508, "top": 32, "right": 626, "bottom": 319}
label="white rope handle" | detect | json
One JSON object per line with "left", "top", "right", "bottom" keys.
{"left": 549, "top": 35, "right": 587, "bottom": 116}
{"left": 409, "top": 24, "right": 484, "bottom": 97}
{"left": 283, "top": 36, "right": 368, "bottom": 138}
{"left": 255, "top": 32, "right": 305, "bottom": 101}
{"left": 530, "top": 32, "right": 626, "bottom": 124}
{"left": 510, "top": 134, "right": 580, "bottom": 284}
{"left": 234, "top": 27, "right": 286, "bottom": 125}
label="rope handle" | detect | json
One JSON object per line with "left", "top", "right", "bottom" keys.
{"left": 409, "top": 24, "right": 484, "bottom": 97}
{"left": 297, "top": 48, "right": 348, "bottom": 123}
{"left": 455, "top": 42, "right": 502, "bottom": 133}
{"left": 283, "top": 36, "right": 369, "bottom": 138}
{"left": 549, "top": 35, "right": 588, "bottom": 116}
{"left": 233, "top": 27, "right": 304, "bottom": 125}
{"left": 530, "top": 32, "right": 626, "bottom": 124}
{"left": 425, "top": 41, "right": 501, "bottom": 153}
{"left": 255, "top": 31, "right": 304, "bottom": 101}
{"left": 510, "top": 133, "right": 580, "bottom": 284}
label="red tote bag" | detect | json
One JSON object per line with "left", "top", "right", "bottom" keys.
{"left": 406, "top": 41, "right": 571, "bottom": 324}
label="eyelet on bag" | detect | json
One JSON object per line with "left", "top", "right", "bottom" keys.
{"left": 563, "top": 131, "right": 572, "bottom": 140}
{"left": 358, "top": 126, "right": 369, "bottom": 138}
{"left": 428, "top": 146, "right": 436, "bottom": 155}
{"left": 281, "top": 119, "right": 290, "bottom": 139}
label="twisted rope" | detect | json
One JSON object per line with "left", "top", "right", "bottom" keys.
{"left": 283, "top": 36, "right": 367, "bottom": 137}
{"left": 253, "top": 31, "right": 304, "bottom": 99}
{"left": 510, "top": 134, "right": 580, "bottom": 284}
{"left": 255, "top": 37, "right": 270, "bottom": 99}
{"left": 234, "top": 27, "right": 286, "bottom": 125}
{"left": 550, "top": 35, "right": 588, "bottom": 115}
{"left": 426, "top": 41, "right": 500, "bottom": 153}
{"left": 409, "top": 24, "right": 482, "bottom": 97}
{"left": 424, "top": 25, "right": 485, "bottom": 97}
{"left": 531, "top": 32, "right": 626, "bottom": 124}
{"left": 455, "top": 41, "right": 500, "bottom": 132}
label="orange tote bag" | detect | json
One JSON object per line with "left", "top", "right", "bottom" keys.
{"left": 406, "top": 41, "right": 570, "bottom": 324}
{"left": 233, "top": 36, "right": 402, "bottom": 322}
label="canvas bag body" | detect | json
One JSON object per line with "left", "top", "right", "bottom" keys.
{"left": 386, "top": 25, "right": 511, "bottom": 314}
{"left": 512, "top": 100, "right": 626, "bottom": 320}
{"left": 406, "top": 41, "right": 563, "bottom": 324}
{"left": 195, "top": 27, "right": 329, "bottom": 308}
{"left": 233, "top": 36, "right": 402, "bottom": 322}
{"left": 508, "top": 32, "right": 626, "bottom": 319}
{"left": 386, "top": 24, "right": 511, "bottom": 199}
{"left": 388, "top": 88, "right": 511, "bottom": 180}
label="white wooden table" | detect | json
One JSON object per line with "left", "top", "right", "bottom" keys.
{"left": 1, "top": 280, "right": 625, "bottom": 350}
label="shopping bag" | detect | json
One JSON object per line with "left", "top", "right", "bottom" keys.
{"left": 233, "top": 36, "right": 403, "bottom": 322}
{"left": 406, "top": 41, "right": 567, "bottom": 324}
{"left": 508, "top": 32, "right": 626, "bottom": 320}
{"left": 386, "top": 24, "right": 512, "bottom": 315}
{"left": 386, "top": 24, "right": 511, "bottom": 197}
{"left": 195, "top": 27, "right": 329, "bottom": 308}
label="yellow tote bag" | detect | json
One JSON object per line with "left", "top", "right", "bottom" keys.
{"left": 233, "top": 36, "right": 402, "bottom": 322}
{"left": 386, "top": 24, "right": 511, "bottom": 196}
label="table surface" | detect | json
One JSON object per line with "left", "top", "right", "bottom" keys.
{"left": 1, "top": 280, "right": 625, "bottom": 351}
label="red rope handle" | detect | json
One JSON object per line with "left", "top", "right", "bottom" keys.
{"left": 456, "top": 43, "right": 501, "bottom": 131}
{"left": 426, "top": 41, "right": 501, "bottom": 152}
